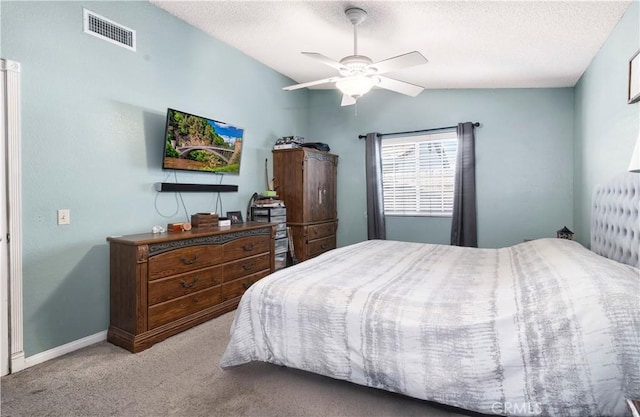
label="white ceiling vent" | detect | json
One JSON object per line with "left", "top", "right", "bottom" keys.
{"left": 83, "top": 8, "right": 136, "bottom": 52}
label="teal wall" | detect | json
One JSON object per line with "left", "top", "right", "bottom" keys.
{"left": 1, "top": 1, "right": 308, "bottom": 356}
{"left": 574, "top": 1, "right": 640, "bottom": 246}
{"left": 308, "top": 88, "right": 575, "bottom": 249}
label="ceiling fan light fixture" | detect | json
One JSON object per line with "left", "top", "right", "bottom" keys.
{"left": 336, "top": 76, "right": 378, "bottom": 98}
{"left": 284, "top": 7, "right": 428, "bottom": 106}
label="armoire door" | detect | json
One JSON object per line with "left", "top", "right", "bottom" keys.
{"left": 272, "top": 149, "right": 304, "bottom": 224}
{"left": 303, "top": 152, "right": 337, "bottom": 222}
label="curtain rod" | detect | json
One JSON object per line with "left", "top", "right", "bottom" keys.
{"left": 358, "top": 122, "right": 481, "bottom": 140}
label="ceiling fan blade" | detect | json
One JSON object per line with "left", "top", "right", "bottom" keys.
{"left": 369, "top": 51, "right": 428, "bottom": 75}
{"left": 283, "top": 77, "right": 339, "bottom": 91}
{"left": 376, "top": 76, "right": 424, "bottom": 97}
{"left": 341, "top": 94, "right": 357, "bottom": 107}
{"left": 302, "top": 52, "right": 346, "bottom": 71}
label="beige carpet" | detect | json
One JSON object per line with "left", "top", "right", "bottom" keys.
{"left": 1, "top": 312, "right": 481, "bottom": 417}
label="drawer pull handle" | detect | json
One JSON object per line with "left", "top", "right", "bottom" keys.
{"left": 180, "top": 253, "right": 200, "bottom": 265}
{"left": 180, "top": 276, "right": 200, "bottom": 288}
{"left": 192, "top": 296, "right": 200, "bottom": 303}
{"left": 320, "top": 244, "right": 329, "bottom": 249}
{"left": 243, "top": 243, "right": 255, "bottom": 251}
{"left": 242, "top": 262, "right": 255, "bottom": 271}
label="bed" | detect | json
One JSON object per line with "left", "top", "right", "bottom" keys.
{"left": 220, "top": 173, "right": 640, "bottom": 417}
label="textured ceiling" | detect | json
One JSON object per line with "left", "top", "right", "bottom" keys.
{"left": 150, "top": 0, "right": 631, "bottom": 90}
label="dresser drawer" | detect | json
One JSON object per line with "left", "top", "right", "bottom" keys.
{"left": 223, "top": 253, "right": 271, "bottom": 283}
{"left": 148, "top": 285, "right": 222, "bottom": 330}
{"left": 307, "top": 235, "right": 336, "bottom": 258}
{"left": 307, "top": 222, "right": 337, "bottom": 240}
{"left": 222, "top": 270, "right": 270, "bottom": 301}
{"left": 148, "top": 266, "right": 222, "bottom": 305}
{"left": 148, "top": 245, "right": 223, "bottom": 280}
{"left": 224, "top": 236, "right": 271, "bottom": 262}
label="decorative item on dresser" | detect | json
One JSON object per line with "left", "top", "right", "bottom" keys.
{"left": 226, "top": 211, "right": 243, "bottom": 225}
{"left": 190, "top": 212, "right": 219, "bottom": 229}
{"left": 107, "top": 222, "right": 276, "bottom": 353}
{"left": 273, "top": 147, "right": 338, "bottom": 262}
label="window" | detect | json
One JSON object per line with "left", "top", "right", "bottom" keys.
{"left": 381, "top": 131, "right": 458, "bottom": 217}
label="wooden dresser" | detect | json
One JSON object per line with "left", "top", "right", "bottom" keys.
{"left": 107, "top": 222, "right": 275, "bottom": 353}
{"left": 273, "top": 148, "right": 338, "bottom": 262}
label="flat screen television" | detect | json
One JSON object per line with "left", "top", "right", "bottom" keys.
{"left": 162, "top": 108, "right": 244, "bottom": 175}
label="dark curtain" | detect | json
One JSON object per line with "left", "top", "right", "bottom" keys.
{"left": 450, "top": 122, "right": 478, "bottom": 247}
{"left": 365, "top": 132, "right": 386, "bottom": 240}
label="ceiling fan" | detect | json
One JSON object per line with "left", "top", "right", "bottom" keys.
{"left": 283, "top": 7, "right": 428, "bottom": 106}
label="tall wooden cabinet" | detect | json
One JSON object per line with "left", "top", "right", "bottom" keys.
{"left": 273, "top": 148, "right": 338, "bottom": 262}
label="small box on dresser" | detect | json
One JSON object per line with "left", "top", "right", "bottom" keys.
{"left": 191, "top": 213, "right": 219, "bottom": 229}
{"left": 107, "top": 222, "right": 276, "bottom": 353}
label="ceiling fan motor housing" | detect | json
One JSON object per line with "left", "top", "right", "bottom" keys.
{"left": 339, "top": 55, "right": 375, "bottom": 76}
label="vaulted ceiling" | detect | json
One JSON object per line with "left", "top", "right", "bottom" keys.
{"left": 150, "top": 1, "right": 631, "bottom": 90}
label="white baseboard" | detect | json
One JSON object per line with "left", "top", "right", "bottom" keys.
{"left": 23, "top": 330, "right": 107, "bottom": 370}
{"left": 10, "top": 351, "right": 25, "bottom": 373}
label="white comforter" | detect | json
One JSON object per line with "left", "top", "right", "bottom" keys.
{"left": 220, "top": 239, "right": 640, "bottom": 416}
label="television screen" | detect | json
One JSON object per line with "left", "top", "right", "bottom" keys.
{"left": 163, "top": 108, "right": 244, "bottom": 175}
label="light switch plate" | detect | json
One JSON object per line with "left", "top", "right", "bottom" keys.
{"left": 57, "top": 209, "right": 70, "bottom": 225}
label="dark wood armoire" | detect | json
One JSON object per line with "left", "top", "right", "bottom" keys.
{"left": 272, "top": 148, "right": 338, "bottom": 262}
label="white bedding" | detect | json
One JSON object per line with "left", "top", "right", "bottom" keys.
{"left": 220, "top": 238, "right": 640, "bottom": 416}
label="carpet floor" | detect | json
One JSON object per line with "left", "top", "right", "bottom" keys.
{"left": 1, "top": 312, "right": 479, "bottom": 417}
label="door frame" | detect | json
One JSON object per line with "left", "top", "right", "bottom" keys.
{"left": 1, "top": 58, "right": 25, "bottom": 374}
{"left": 0, "top": 60, "right": 8, "bottom": 376}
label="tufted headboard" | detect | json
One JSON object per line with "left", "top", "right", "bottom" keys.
{"left": 591, "top": 172, "right": 640, "bottom": 268}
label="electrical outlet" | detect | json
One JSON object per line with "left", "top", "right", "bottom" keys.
{"left": 57, "top": 209, "right": 70, "bottom": 225}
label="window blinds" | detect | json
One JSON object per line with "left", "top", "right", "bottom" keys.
{"left": 381, "top": 132, "right": 458, "bottom": 217}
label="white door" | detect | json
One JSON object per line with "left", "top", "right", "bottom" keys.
{"left": 1, "top": 61, "right": 9, "bottom": 376}
{"left": 1, "top": 59, "right": 24, "bottom": 374}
